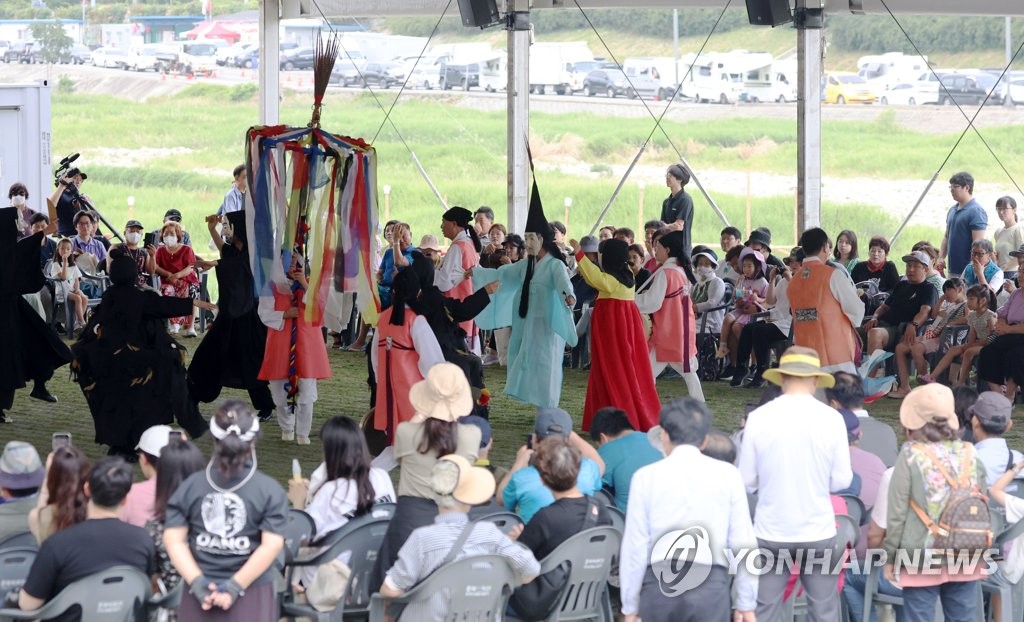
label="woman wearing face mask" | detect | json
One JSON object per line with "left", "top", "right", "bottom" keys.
{"left": 109, "top": 219, "right": 156, "bottom": 288}
{"left": 690, "top": 247, "right": 727, "bottom": 337}
{"left": 8, "top": 182, "right": 33, "bottom": 238}
{"left": 155, "top": 221, "right": 200, "bottom": 337}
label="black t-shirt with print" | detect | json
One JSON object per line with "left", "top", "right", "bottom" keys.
{"left": 22, "top": 518, "right": 156, "bottom": 622}
{"left": 165, "top": 465, "right": 288, "bottom": 586}
{"left": 879, "top": 280, "right": 938, "bottom": 326}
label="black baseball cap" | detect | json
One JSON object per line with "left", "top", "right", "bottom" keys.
{"left": 164, "top": 209, "right": 182, "bottom": 222}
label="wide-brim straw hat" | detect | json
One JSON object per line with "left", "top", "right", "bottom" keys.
{"left": 409, "top": 363, "right": 474, "bottom": 423}
{"left": 762, "top": 352, "right": 835, "bottom": 388}
{"left": 437, "top": 454, "right": 496, "bottom": 505}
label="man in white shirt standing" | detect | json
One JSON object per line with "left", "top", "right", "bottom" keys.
{"left": 738, "top": 345, "right": 853, "bottom": 621}
{"left": 620, "top": 397, "right": 757, "bottom": 622}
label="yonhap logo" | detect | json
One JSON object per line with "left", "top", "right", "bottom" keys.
{"left": 650, "top": 527, "right": 714, "bottom": 597}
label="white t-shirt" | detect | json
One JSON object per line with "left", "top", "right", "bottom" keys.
{"left": 1003, "top": 496, "right": 1024, "bottom": 583}
{"left": 48, "top": 262, "right": 81, "bottom": 301}
{"left": 304, "top": 464, "right": 396, "bottom": 537}
{"left": 870, "top": 467, "right": 894, "bottom": 529}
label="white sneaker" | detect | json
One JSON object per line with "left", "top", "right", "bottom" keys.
{"left": 170, "top": 323, "right": 181, "bottom": 334}
{"left": 281, "top": 431, "right": 295, "bottom": 442}
{"left": 296, "top": 435, "right": 310, "bottom": 445}
{"left": 184, "top": 326, "right": 198, "bottom": 338}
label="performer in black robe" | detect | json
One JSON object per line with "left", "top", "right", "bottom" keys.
{"left": 0, "top": 207, "right": 72, "bottom": 423}
{"left": 187, "top": 211, "right": 273, "bottom": 420}
{"left": 406, "top": 251, "right": 493, "bottom": 416}
{"left": 72, "top": 248, "right": 211, "bottom": 456}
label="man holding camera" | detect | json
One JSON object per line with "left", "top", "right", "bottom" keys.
{"left": 47, "top": 167, "right": 91, "bottom": 237}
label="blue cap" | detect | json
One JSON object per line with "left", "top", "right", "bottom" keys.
{"left": 459, "top": 415, "right": 492, "bottom": 449}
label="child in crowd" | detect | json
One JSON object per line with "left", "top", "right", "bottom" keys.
{"left": 921, "top": 284, "right": 997, "bottom": 386}
{"left": 890, "top": 278, "right": 966, "bottom": 397}
{"left": 716, "top": 248, "right": 768, "bottom": 367}
{"left": 49, "top": 238, "right": 88, "bottom": 330}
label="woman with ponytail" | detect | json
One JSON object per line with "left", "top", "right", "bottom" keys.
{"left": 164, "top": 400, "right": 288, "bottom": 622}
{"left": 635, "top": 230, "right": 704, "bottom": 402}
{"left": 572, "top": 237, "right": 661, "bottom": 431}
{"left": 435, "top": 207, "right": 484, "bottom": 353}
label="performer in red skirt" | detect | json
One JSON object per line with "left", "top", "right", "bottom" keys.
{"left": 572, "top": 237, "right": 661, "bottom": 431}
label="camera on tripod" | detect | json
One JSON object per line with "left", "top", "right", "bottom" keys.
{"left": 54, "top": 152, "right": 82, "bottom": 198}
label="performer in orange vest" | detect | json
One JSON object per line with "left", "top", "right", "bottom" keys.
{"left": 435, "top": 206, "right": 482, "bottom": 353}
{"left": 258, "top": 254, "right": 331, "bottom": 445}
{"left": 373, "top": 267, "right": 445, "bottom": 443}
{"left": 787, "top": 227, "right": 865, "bottom": 374}
{"left": 635, "top": 230, "right": 704, "bottom": 401}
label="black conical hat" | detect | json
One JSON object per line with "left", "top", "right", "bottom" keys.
{"left": 525, "top": 181, "right": 552, "bottom": 240}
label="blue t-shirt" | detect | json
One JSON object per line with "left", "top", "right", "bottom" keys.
{"left": 945, "top": 198, "right": 988, "bottom": 275}
{"left": 597, "top": 431, "right": 663, "bottom": 512}
{"left": 378, "top": 246, "right": 415, "bottom": 308}
{"left": 503, "top": 457, "right": 602, "bottom": 523}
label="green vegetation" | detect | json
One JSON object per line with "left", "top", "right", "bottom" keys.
{"left": 29, "top": 20, "right": 72, "bottom": 63}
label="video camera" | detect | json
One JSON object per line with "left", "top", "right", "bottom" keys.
{"left": 53, "top": 152, "right": 124, "bottom": 243}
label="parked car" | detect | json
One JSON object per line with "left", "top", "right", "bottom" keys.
{"left": 60, "top": 43, "right": 92, "bottom": 65}
{"left": 0, "top": 41, "right": 11, "bottom": 63}
{"left": 567, "top": 60, "right": 603, "bottom": 94}
{"left": 19, "top": 41, "right": 41, "bottom": 64}
{"left": 879, "top": 82, "right": 918, "bottom": 105}
{"left": 234, "top": 41, "right": 297, "bottom": 68}
{"left": 280, "top": 46, "right": 314, "bottom": 71}
{"left": 359, "top": 62, "right": 398, "bottom": 88}
{"left": 824, "top": 72, "right": 876, "bottom": 104}
{"left": 1009, "top": 79, "right": 1024, "bottom": 105}
{"left": 4, "top": 40, "right": 29, "bottom": 63}
{"left": 91, "top": 47, "right": 128, "bottom": 69}
{"left": 936, "top": 74, "right": 994, "bottom": 107}
{"left": 329, "top": 59, "right": 363, "bottom": 86}
{"left": 404, "top": 56, "right": 442, "bottom": 89}
{"left": 581, "top": 64, "right": 658, "bottom": 99}
{"left": 440, "top": 61, "right": 479, "bottom": 91}
{"left": 125, "top": 45, "right": 164, "bottom": 72}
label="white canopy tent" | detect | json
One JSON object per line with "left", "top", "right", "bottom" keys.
{"left": 257, "top": 0, "right": 1023, "bottom": 234}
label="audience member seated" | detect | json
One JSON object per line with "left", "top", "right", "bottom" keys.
{"left": 154, "top": 221, "right": 199, "bottom": 337}
{"left": 289, "top": 416, "right": 395, "bottom": 536}
{"left": 953, "top": 385, "right": 980, "bottom": 443}
{"left": 967, "top": 392, "right": 1023, "bottom": 488}
{"left": 744, "top": 227, "right": 786, "bottom": 272}
{"left": 834, "top": 229, "right": 860, "bottom": 272}
{"left": 0, "top": 441, "right": 45, "bottom": 540}
{"left": 851, "top": 236, "right": 900, "bottom": 293}
{"left": 842, "top": 464, "right": 900, "bottom": 622}
{"left": 977, "top": 259, "right": 1024, "bottom": 398}
{"left": 145, "top": 438, "right": 204, "bottom": 601}
{"left": 108, "top": 219, "right": 155, "bottom": 288}
{"left": 458, "top": 415, "right": 507, "bottom": 485}
{"left": 70, "top": 210, "right": 107, "bottom": 266}
{"left": 379, "top": 455, "right": 540, "bottom": 619}
{"left": 16, "top": 457, "right": 157, "bottom": 617}
{"left": 827, "top": 371, "right": 898, "bottom": 467}
{"left": 120, "top": 425, "right": 177, "bottom": 527}
{"left": 717, "top": 227, "right": 742, "bottom": 282}
{"left": 621, "top": 397, "right": 757, "bottom": 622}
{"left": 498, "top": 408, "right": 604, "bottom": 523}
{"left": 588, "top": 407, "right": 662, "bottom": 511}
{"left": 912, "top": 241, "right": 946, "bottom": 296}
{"left": 48, "top": 239, "right": 89, "bottom": 330}
{"left": 28, "top": 445, "right": 89, "bottom": 544}
{"left": 962, "top": 238, "right": 1004, "bottom": 294}
{"left": 862, "top": 250, "right": 937, "bottom": 357}
{"left": 151, "top": 209, "right": 192, "bottom": 248}
{"left": 701, "top": 428, "right": 738, "bottom": 464}
{"left": 922, "top": 284, "right": 995, "bottom": 387}
{"left": 691, "top": 247, "right": 727, "bottom": 335}
{"left": 839, "top": 407, "right": 886, "bottom": 566}
{"left": 30, "top": 214, "right": 57, "bottom": 269}
{"left": 517, "top": 436, "right": 613, "bottom": 561}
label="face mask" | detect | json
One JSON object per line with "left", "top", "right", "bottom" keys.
{"left": 11, "top": 195, "right": 26, "bottom": 207}
{"left": 125, "top": 232, "right": 142, "bottom": 245}
{"left": 695, "top": 266, "right": 714, "bottom": 280}
{"left": 163, "top": 235, "right": 178, "bottom": 247}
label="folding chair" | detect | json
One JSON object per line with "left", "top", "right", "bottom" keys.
{"left": 474, "top": 511, "right": 525, "bottom": 537}
{"left": 0, "top": 547, "right": 36, "bottom": 596}
{"left": 0, "top": 565, "right": 150, "bottom": 622}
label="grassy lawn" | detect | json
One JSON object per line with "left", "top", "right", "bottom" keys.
{"left": 7, "top": 331, "right": 1014, "bottom": 486}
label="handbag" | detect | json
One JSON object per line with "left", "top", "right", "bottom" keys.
{"left": 509, "top": 497, "right": 601, "bottom": 621}
{"left": 305, "top": 559, "right": 353, "bottom": 612}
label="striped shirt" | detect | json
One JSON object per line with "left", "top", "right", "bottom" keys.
{"left": 384, "top": 512, "right": 540, "bottom": 621}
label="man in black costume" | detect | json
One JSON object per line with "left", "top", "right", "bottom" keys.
{"left": 72, "top": 248, "right": 213, "bottom": 456}
{"left": 188, "top": 212, "right": 273, "bottom": 421}
{"left": 0, "top": 208, "right": 72, "bottom": 423}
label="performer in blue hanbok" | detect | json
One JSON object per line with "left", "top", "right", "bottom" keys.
{"left": 474, "top": 183, "right": 577, "bottom": 408}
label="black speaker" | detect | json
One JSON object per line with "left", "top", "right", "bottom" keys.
{"left": 457, "top": 0, "right": 501, "bottom": 29}
{"left": 745, "top": 0, "right": 793, "bottom": 27}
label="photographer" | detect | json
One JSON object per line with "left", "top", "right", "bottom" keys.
{"left": 47, "top": 167, "right": 92, "bottom": 238}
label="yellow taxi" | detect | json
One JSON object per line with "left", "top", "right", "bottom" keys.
{"left": 824, "top": 72, "right": 877, "bottom": 104}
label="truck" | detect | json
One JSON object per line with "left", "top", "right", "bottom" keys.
{"left": 0, "top": 82, "right": 52, "bottom": 209}
{"left": 528, "top": 41, "right": 593, "bottom": 95}
{"left": 857, "top": 52, "right": 929, "bottom": 93}
{"left": 680, "top": 50, "right": 774, "bottom": 104}
{"left": 172, "top": 40, "right": 219, "bottom": 76}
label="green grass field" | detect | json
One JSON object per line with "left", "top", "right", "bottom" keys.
{"left": 6, "top": 333, "right": 992, "bottom": 487}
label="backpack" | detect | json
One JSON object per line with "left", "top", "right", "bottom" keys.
{"left": 909, "top": 445, "right": 992, "bottom": 555}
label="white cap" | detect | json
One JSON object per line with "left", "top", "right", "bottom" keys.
{"left": 135, "top": 425, "right": 175, "bottom": 457}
